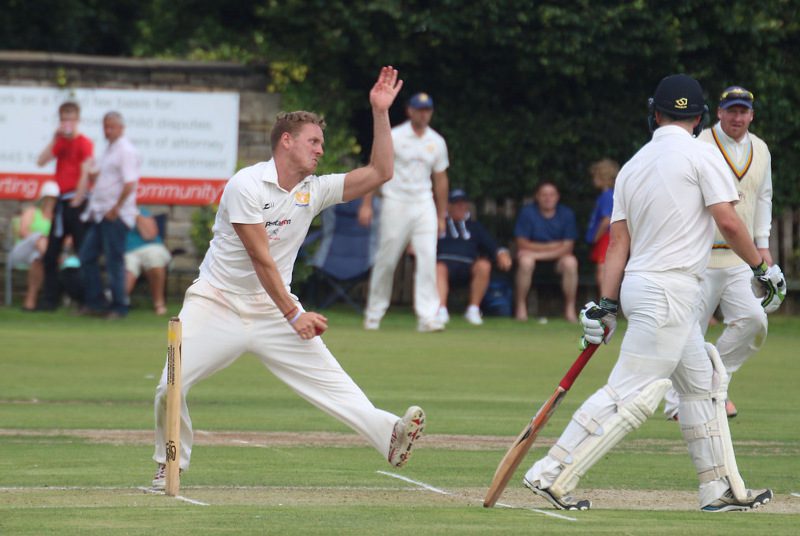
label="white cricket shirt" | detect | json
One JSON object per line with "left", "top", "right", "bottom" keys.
{"left": 199, "top": 159, "right": 345, "bottom": 294}
{"left": 611, "top": 125, "right": 739, "bottom": 278}
{"left": 380, "top": 121, "right": 449, "bottom": 202}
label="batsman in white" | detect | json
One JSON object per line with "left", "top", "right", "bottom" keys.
{"left": 663, "top": 85, "right": 786, "bottom": 420}
{"left": 522, "top": 74, "right": 778, "bottom": 512}
{"left": 150, "top": 67, "right": 425, "bottom": 489}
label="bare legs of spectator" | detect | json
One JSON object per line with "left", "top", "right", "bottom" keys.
{"left": 514, "top": 251, "right": 536, "bottom": 321}
{"left": 557, "top": 254, "right": 579, "bottom": 323}
{"left": 23, "top": 259, "right": 44, "bottom": 310}
{"left": 515, "top": 251, "right": 578, "bottom": 322}
{"left": 126, "top": 267, "right": 168, "bottom": 315}
{"left": 469, "top": 258, "right": 492, "bottom": 308}
{"left": 436, "top": 262, "right": 450, "bottom": 308}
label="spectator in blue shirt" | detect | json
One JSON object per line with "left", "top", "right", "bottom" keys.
{"left": 435, "top": 189, "right": 512, "bottom": 325}
{"left": 514, "top": 181, "right": 578, "bottom": 322}
{"left": 585, "top": 158, "right": 619, "bottom": 289}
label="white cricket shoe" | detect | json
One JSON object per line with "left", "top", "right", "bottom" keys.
{"left": 152, "top": 463, "right": 182, "bottom": 490}
{"left": 464, "top": 305, "right": 483, "bottom": 325}
{"left": 436, "top": 306, "right": 450, "bottom": 325}
{"left": 417, "top": 318, "right": 445, "bottom": 332}
{"left": 364, "top": 317, "right": 381, "bottom": 331}
{"left": 523, "top": 477, "right": 591, "bottom": 511}
{"left": 388, "top": 406, "right": 426, "bottom": 467}
{"left": 701, "top": 488, "right": 773, "bottom": 512}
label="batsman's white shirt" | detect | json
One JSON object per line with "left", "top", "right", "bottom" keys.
{"left": 200, "top": 159, "right": 344, "bottom": 294}
{"left": 612, "top": 125, "right": 739, "bottom": 277}
{"left": 380, "top": 121, "right": 449, "bottom": 202}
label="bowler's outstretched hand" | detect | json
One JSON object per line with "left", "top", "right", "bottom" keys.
{"left": 370, "top": 66, "right": 403, "bottom": 112}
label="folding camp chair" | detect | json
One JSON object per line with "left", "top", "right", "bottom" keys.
{"left": 308, "top": 198, "right": 377, "bottom": 312}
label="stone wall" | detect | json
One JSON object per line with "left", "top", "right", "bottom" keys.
{"left": 0, "top": 51, "right": 282, "bottom": 302}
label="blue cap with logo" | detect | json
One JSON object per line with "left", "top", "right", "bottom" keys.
{"left": 719, "top": 86, "right": 754, "bottom": 110}
{"left": 408, "top": 92, "right": 434, "bottom": 109}
{"left": 448, "top": 188, "right": 469, "bottom": 203}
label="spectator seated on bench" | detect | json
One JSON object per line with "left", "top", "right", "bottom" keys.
{"left": 125, "top": 209, "right": 173, "bottom": 315}
{"left": 435, "top": 189, "right": 512, "bottom": 326}
{"left": 6, "top": 181, "right": 59, "bottom": 310}
{"left": 513, "top": 180, "right": 579, "bottom": 323}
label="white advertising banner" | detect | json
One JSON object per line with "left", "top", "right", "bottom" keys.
{"left": 0, "top": 86, "right": 239, "bottom": 204}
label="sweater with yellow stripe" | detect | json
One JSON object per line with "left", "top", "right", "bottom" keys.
{"left": 698, "top": 123, "right": 772, "bottom": 269}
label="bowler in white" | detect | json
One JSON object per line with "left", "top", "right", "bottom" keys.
{"left": 150, "top": 67, "right": 426, "bottom": 490}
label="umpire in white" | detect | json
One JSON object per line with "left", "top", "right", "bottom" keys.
{"left": 150, "top": 67, "right": 425, "bottom": 489}
{"left": 522, "top": 74, "right": 779, "bottom": 512}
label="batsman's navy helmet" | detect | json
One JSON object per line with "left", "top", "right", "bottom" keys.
{"left": 647, "top": 74, "right": 708, "bottom": 135}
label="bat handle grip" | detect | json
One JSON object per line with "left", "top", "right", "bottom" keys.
{"left": 559, "top": 343, "right": 600, "bottom": 391}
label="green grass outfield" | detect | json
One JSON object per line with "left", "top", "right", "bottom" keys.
{"left": 1, "top": 306, "right": 798, "bottom": 535}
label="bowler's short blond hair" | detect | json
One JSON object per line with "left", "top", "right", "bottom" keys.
{"left": 270, "top": 111, "right": 326, "bottom": 151}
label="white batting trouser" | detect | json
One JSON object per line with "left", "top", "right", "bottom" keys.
{"left": 663, "top": 264, "right": 767, "bottom": 415}
{"left": 365, "top": 196, "right": 439, "bottom": 323}
{"left": 701, "top": 264, "right": 768, "bottom": 380}
{"left": 152, "top": 279, "right": 399, "bottom": 469}
{"left": 527, "top": 272, "right": 729, "bottom": 507}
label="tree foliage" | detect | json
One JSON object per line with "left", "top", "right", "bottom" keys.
{"left": 3, "top": 0, "right": 799, "bottom": 220}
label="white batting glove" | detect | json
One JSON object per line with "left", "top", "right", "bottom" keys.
{"left": 753, "top": 264, "right": 787, "bottom": 313}
{"left": 751, "top": 261, "right": 786, "bottom": 311}
{"left": 579, "top": 298, "right": 618, "bottom": 349}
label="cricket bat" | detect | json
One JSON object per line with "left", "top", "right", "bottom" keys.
{"left": 483, "top": 342, "right": 601, "bottom": 507}
{"left": 165, "top": 317, "right": 182, "bottom": 497}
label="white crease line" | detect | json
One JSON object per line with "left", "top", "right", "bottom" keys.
{"left": 376, "top": 471, "right": 452, "bottom": 495}
{"left": 496, "top": 501, "right": 577, "bottom": 521}
{"left": 1, "top": 486, "right": 131, "bottom": 491}
{"left": 376, "top": 471, "right": 575, "bottom": 522}
{"left": 176, "top": 495, "right": 210, "bottom": 506}
{"left": 232, "top": 439, "right": 268, "bottom": 448}
{"left": 791, "top": 492, "right": 800, "bottom": 498}
{"left": 137, "top": 486, "right": 209, "bottom": 506}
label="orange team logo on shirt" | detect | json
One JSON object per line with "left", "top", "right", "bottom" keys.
{"left": 295, "top": 191, "right": 310, "bottom": 206}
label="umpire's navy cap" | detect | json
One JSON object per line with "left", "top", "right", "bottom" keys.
{"left": 652, "top": 74, "right": 705, "bottom": 117}
{"left": 408, "top": 92, "right": 434, "bottom": 109}
{"left": 719, "top": 86, "right": 754, "bottom": 110}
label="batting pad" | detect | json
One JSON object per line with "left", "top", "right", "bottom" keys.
{"left": 549, "top": 379, "right": 672, "bottom": 498}
{"left": 706, "top": 342, "right": 747, "bottom": 501}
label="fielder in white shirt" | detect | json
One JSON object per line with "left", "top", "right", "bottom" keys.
{"left": 360, "top": 92, "right": 450, "bottom": 332}
{"left": 522, "top": 74, "right": 778, "bottom": 513}
{"left": 663, "top": 86, "right": 786, "bottom": 420}
{"left": 150, "top": 67, "right": 426, "bottom": 489}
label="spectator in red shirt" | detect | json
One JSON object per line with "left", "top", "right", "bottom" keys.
{"left": 35, "top": 101, "right": 94, "bottom": 310}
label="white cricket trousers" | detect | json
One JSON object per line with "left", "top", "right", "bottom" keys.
{"left": 528, "top": 272, "right": 729, "bottom": 507}
{"left": 365, "top": 196, "right": 439, "bottom": 323}
{"left": 152, "top": 279, "right": 399, "bottom": 469}
{"left": 663, "top": 264, "right": 768, "bottom": 415}
{"left": 701, "top": 264, "right": 768, "bottom": 380}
